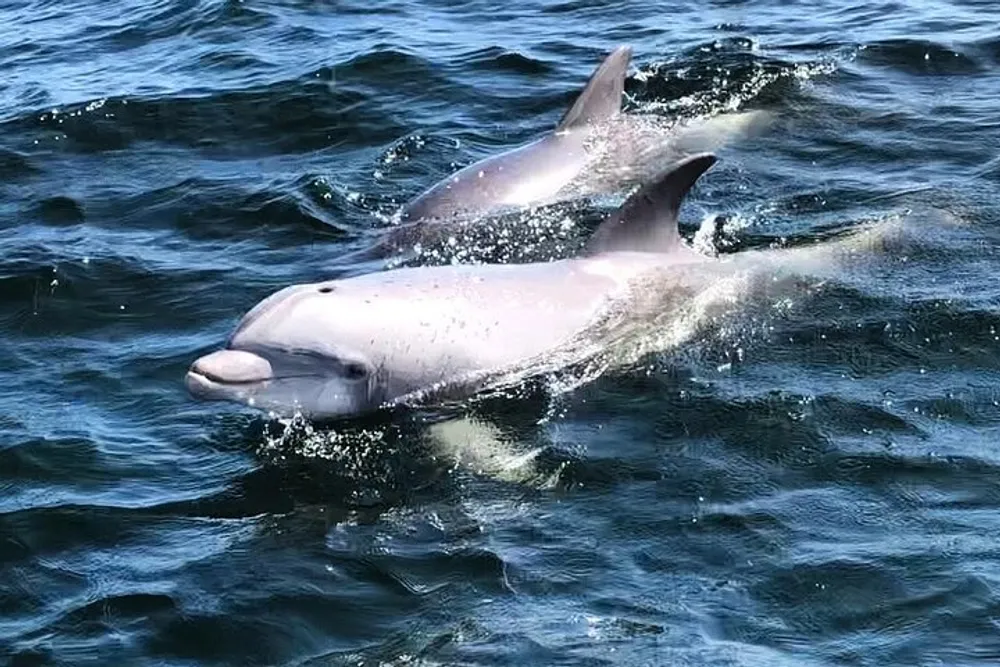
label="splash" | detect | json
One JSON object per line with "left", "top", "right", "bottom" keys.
{"left": 630, "top": 54, "right": 837, "bottom": 117}
{"left": 384, "top": 201, "right": 591, "bottom": 268}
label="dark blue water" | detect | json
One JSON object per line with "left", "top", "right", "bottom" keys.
{"left": 3, "top": 1, "right": 1000, "bottom": 665}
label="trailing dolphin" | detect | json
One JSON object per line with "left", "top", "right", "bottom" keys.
{"left": 186, "top": 153, "right": 724, "bottom": 420}
{"left": 397, "top": 45, "right": 634, "bottom": 224}
{"left": 358, "top": 44, "right": 771, "bottom": 263}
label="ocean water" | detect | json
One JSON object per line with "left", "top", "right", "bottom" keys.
{"left": 2, "top": 0, "right": 1000, "bottom": 665}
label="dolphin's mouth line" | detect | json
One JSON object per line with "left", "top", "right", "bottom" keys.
{"left": 186, "top": 368, "right": 322, "bottom": 387}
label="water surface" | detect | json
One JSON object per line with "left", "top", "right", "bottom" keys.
{"left": 2, "top": 0, "right": 1000, "bottom": 665}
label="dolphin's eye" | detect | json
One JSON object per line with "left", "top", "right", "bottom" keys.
{"left": 318, "top": 286, "right": 333, "bottom": 294}
{"left": 343, "top": 362, "right": 368, "bottom": 380}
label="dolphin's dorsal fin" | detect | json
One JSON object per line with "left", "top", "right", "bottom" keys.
{"left": 555, "top": 45, "right": 632, "bottom": 132}
{"left": 584, "top": 153, "right": 718, "bottom": 256}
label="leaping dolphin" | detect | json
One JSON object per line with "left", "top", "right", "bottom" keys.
{"left": 186, "top": 153, "right": 722, "bottom": 420}
{"left": 397, "top": 45, "right": 634, "bottom": 223}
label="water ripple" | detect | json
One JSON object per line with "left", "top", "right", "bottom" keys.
{"left": 1, "top": 0, "right": 1000, "bottom": 665}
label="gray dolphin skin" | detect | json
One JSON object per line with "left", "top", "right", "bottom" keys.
{"left": 185, "top": 153, "right": 718, "bottom": 420}
{"left": 397, "top": 45, "right": 633, "bottom": 223}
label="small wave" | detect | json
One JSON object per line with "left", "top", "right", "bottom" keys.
{"left": 453, "top": 46, "right": 556, "bottom": 77}
{"left": 3, "top": 81, "right": 399, "bottom": 155}
{"left": 0, "top": 148, "right": 39, "bottom": 180}
{"left": 856, "top": 38, "right": 984, "bottom": 76}
{"left": 2, "top": 46, "right": 451, "bottom": 156}
{"left": 33, "top": 196, "right": 85, "bottom": 226}
{"left": 973, "top": 35, "right": 1000, "bottom": 66}
{"left": 627, "top": 39, "right": 838, "bottom": 117}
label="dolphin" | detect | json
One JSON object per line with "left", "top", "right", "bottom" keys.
{"left": 186, "top": 153, "right": 721, "bottom": 421}
{"left": 351, "top": 42, "right": 771, "bottom": 265}
{"left": 397, "top": 45, "right": 634, "bottom": 223}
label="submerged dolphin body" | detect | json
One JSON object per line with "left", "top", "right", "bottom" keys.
{"left": 186, "top": 154, "right": 722, "bottom": 420}
{"left": 397, "top": 45, "right": 634, "bottom": 223}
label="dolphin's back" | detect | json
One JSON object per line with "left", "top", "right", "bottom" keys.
{"left": 298, "top": 259, "right": 628, "bottom": 397}
{"left": 398, "top": 133, "right": 586, "bottom": 222}
{"left": 398, "top": 46, "right": 633, "bottom": 223}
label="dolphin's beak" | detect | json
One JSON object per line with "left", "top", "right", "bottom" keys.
{"left": 185, "top": 349, "right": 273, "bottom": 400}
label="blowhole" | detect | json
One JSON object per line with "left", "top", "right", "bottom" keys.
{"left": 318, "top": 286, "right": 333, "bottom": 294}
